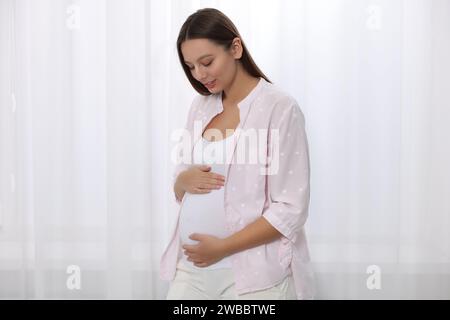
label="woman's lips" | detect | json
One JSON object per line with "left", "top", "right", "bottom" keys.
{"left": 204, "top": 80, "right": 216, "bottom": 89}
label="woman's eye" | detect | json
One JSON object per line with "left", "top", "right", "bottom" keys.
{"left": 188, "top": 61, "right": 212, "bottom": 70}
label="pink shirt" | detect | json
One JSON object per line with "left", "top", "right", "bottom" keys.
{"left": 160, "top": 78, "right": 315, "bottom": 299}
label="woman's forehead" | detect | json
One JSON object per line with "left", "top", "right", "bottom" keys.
{"left": 182, "top": 39, "right": 221, "bottom": 61}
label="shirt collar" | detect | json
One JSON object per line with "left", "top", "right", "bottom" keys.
{"left": 214, "top": 77, "right": 266, "bottom": 114}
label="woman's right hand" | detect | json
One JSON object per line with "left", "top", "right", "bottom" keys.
{"left": 176, "top": 165, "right": 225, "bottom": 195}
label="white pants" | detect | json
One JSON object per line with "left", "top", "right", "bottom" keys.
{"left": 166, "top": 260, "right": 297, "bottom": 300}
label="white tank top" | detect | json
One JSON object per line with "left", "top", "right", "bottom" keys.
{"left": 178, "top": 132, "right": 236, "bottom": 270}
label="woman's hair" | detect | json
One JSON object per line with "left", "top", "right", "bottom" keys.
{"left": 177, "top": 8, "right": 272, "bottom": 95}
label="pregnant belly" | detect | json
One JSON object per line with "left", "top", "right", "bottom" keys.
{"left": 179, "top": 189, "right": 231, "bottom": 245}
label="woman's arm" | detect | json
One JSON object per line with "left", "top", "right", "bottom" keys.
{"left": 183, "top": 217, "right": 282, "bottom": 267}
{"left": 222, "top": 217, "right": 282, "bottom": 256}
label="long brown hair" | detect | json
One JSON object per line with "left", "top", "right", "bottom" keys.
{"left": 177, "top": 8, "right": 272, "bottom": 96}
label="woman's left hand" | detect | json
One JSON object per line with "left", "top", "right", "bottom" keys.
{"left": 182, "top": 234, "right": 229, "bottom": 268}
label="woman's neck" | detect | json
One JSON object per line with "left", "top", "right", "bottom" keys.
{"left": 222, "top": 66, "right": 260, "bottom": 106}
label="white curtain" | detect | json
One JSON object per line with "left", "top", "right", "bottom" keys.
{"left": 0, "top": 0, "right": 449, "bottom": 299}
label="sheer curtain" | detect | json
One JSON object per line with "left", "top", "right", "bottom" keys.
{"left": 0, "top": 0, "right": 449, "bottom": 299}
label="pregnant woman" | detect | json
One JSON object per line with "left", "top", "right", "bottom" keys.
{"left": 160, "top": 8, "right": 315, "bottom": 300}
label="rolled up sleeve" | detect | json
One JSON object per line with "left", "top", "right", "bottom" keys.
{"left": 262, "top": 97, "right": 311, "bottom": 243}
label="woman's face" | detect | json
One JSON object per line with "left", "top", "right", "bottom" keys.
{"left": 181, "top": 38, "right": 242, "bottom": 93}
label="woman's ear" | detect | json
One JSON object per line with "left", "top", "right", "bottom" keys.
{"left": 231, "top": 37, "right": 243, "bottom": 60}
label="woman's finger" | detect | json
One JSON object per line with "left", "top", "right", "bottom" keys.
{"left": 198, "top": 183, "right": 221, "bottom": 190}
{"left": 194, "top": 262, "right": 208, "bottom": 268}
{"left": 192, "top": 188, "right": 211, "bottom": 194}
{"left": 203, "top": 177, "right": 225, "bottom": 187}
